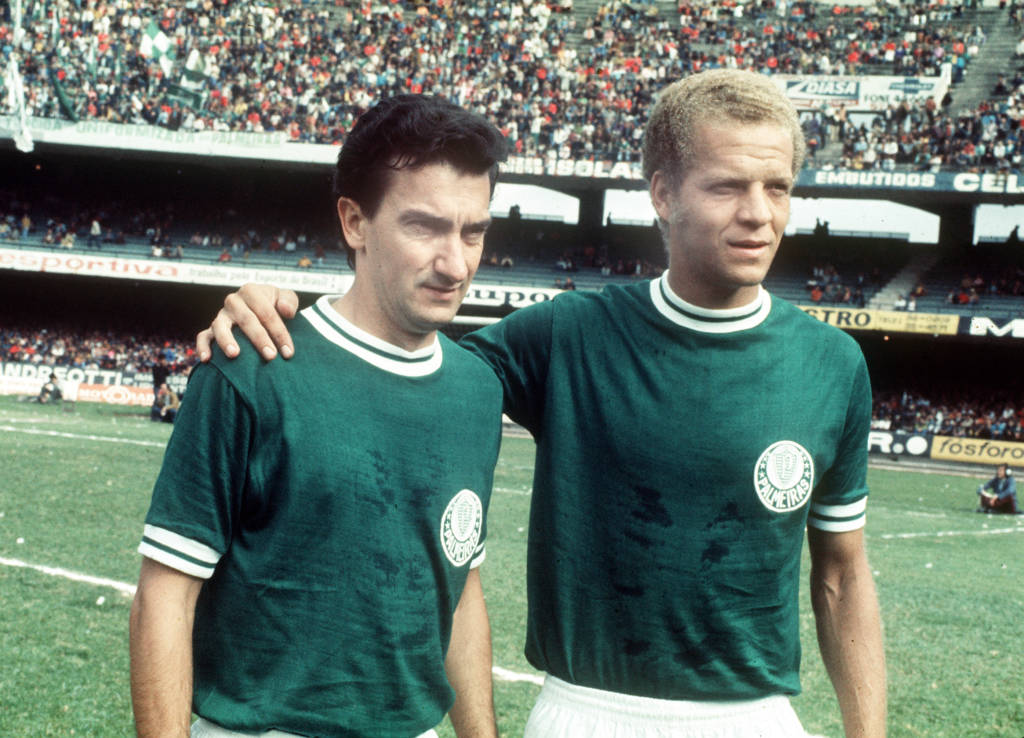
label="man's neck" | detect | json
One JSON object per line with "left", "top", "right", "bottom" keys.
{"left": 330, "top": 292, "right": 435, "bottom": 353}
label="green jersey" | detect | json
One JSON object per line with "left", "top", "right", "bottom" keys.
{"left": 140, "top": 296, "right": 502, "bottom": 737}
{"left": 461, "top": 275, "right": 870, "bottom": 701}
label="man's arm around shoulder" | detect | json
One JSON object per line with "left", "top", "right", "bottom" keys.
{"left": 129, "top": 557, "right": 204, "bottom": 738}
{"left": 808, "top": 527, "right": 887, "bottom": 738}
{"left": 444, "top": 568, "right": 498, "bottom": 738}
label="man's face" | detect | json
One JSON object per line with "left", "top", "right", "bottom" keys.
{"left": 651, "top": 121, "right": 794, "bottom": 309}
{"left": 339, "top": 162, "right": 492, "bottom": 350}
{"left": 997, "top": 465, "right": 1007, "bottom": 479}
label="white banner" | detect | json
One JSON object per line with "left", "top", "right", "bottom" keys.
{"left": 775, "top": 72, "right": 950, "bottom": 111}
{"left": 0, "top": 115, "right": 338, "bottom": 163}
{"left": 0, "top": 245, "right": 561, "bottom": 310}
{"left": 0, "top": 246, "right": 351, "bottom": 293}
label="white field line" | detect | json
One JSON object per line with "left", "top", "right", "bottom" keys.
{"left": 867, "top": 459, "right": 977, "bottom": 476}
{"left": 0, "top": 555, "right": 138, "bottom": 595}
{"left": 0, "top": 555, "right": 546, "bottom": 686}
{"left": 877, "top": 526, "right": 1024, "bottom": 540}
{"left": 0, "top": 425, "right": 166, "bottom": 448}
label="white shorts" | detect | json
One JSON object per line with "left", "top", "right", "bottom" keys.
{"left": 191, "top": 717, "right": 438, "bottom": 738}
{"left": 523, "top": 676, "right": 823, "bottom": 738}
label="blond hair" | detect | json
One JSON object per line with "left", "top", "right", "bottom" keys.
{"left": 642, "top": 70, "right": 806, "bottom": 189}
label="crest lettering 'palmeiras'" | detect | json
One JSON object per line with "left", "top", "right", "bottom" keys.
{"left": 440, "top": 489, "right": 483, "bottom": 566}
{"left": 754, "top": 440, "right": 815, "bottom": 512}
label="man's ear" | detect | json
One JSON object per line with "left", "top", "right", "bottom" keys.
{"left": 649, "top": 170, "right": 676, "bottom": 224}
{"left": 337, "top": 197, "right": 367, "bottom": 254}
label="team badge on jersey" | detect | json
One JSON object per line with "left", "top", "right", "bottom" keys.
{"left": 754, "top": 441, "right": 815, "bottom": 513}
{"left": 440, "top": 489, "right": 483, "bottom": 567}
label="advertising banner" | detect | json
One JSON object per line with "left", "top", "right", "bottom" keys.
{"left": 799, "top": 305, "right": 961, "bottom": 335}
{"left": 775, "top": 73, "right": 950, "bottom": 110}
{"left": 799, "top": 169, "right": 1024, "bottom": 195}
{"left": 0, "top": 114, "right": 338, "bottom": 164}
{"left": 867, "top": 429, "right": 934, "bottom": 458}
{"left": 965, "top": 316, "right": 1024, "bottom": 339}
{"left": 868, "top": 429, "right": 1024, "bottom": 466}
{"left": 0, "top": 246, "right": 352, "bottom": 293}
{"left": 930, "top": 436, "right": 1024, "bottom": 465}
{"left": 0, "top": 361, "right": 186, "bottom": 401}
{"left": 69, "top": 383, "right": 154, "bottom": 406}
{"left": 0, "top": 246, "right": 561, "bottom": 309}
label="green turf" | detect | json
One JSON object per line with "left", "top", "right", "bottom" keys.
{"left": 1, "top": 396, "right": 1022, "bottom": 736}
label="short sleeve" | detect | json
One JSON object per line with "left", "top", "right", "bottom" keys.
{"left": 808, "top": 350, "right": 871, "bottom": 532}
{"left": 138, "top": 363, "right": 252, "bottom": 578}
{"left": 459, "top": 300, "right": 555, "bottom": 434}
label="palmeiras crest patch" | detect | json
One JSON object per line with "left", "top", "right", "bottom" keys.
{"left": 754, "top": 441, "right": 815, "bottom": 513}
{"left": 440, "top": 489, "right": 483, "bottom": 566}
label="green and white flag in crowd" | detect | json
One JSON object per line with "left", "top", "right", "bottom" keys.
{"left": 181, "top": 48, "right": 207, "bottom": 90}
{"left": 47, "top": 65, "right": 79, "bottom": 123}
{"left": 11, "top": 0, "right": 25, "bottom": 48}
{"left": 5, "top": 56, "right": 34, "bottom": 153}
{"left": 139, "top": 21, "right": 174, "bottom": 75}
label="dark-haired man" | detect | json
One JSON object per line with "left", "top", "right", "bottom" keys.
{"left": 200, "top": 72, "right": 885, "bottom": 737}
{"left": 130, "top": 95, "right": 508, "bottom": 738}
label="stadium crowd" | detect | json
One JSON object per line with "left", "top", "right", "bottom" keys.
{"left": 0, "top": 186, "right": 337, "bottom": 266}
{"left": 818, "top": 81, "right": 1024, "bottom": 172}
{"left": 0, "top": 0, "right": 1012, "bottom": 167}
{"left": 873, "top": 389, "right": 1024, "bottom": 441}
{"left": 1, "top": 325, "right": 194, "bottom": 377}
{"left": 943, "top": 264, "right": 1024, "bottom": 303}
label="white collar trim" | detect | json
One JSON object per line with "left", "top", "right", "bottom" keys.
{"left": 650, "top": 275, "right": 771, "bottom": 334}
{"left": 301, "top": 295, "right": 442, "bottom": 377}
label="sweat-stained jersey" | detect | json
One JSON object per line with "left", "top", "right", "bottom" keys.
{"left": 139, "top": 295, "right": 503, "bottom": 737}
{"left": 461, "top": 274, "right": 871, "bottom": 701}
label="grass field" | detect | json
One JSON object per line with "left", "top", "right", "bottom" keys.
{"left": 1, "top": 395, "right": 1022, "bottom": 737}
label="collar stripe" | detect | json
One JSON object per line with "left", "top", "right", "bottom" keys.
{"left": 650, "top": 275, "right": 771, "bottom": 334}
{"left": 302, "top": 295, "right": 442, "bottom": 377}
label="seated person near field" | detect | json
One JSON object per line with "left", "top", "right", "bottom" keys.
{"left": 976, "top": 463, "right": 1020, "bottom": 514}
{"left": 35, "top": 373, "right": 62, "bottom": 404}
{"left": 149, "top": 383, "right": 179, "bottom": 423}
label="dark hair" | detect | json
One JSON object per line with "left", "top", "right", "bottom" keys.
{"left": 333, "top": 95, "right": 509, "bottom": 267}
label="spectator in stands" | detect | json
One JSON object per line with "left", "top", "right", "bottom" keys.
{"left": 88, "top": 217, "right": 102, "bottom": 249}
{"left": 150, "top": 356, "right": 170, "bottom": 392}
{"left": 976, "top": 463, "right": 1021, "bottom": 514}
{"left": 1, "top": 0, "right": 992, "bottom": 171}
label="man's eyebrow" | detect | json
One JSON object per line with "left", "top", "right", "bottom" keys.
{"left": 704, "top": 173, "right": 794, "bottom": 189}
{"left": 398, "top": 210, "right": 492, "bottom": 231}
{"left": 463, "top": 216, "right": 492, "bottom": 231}
{"left": 398, "top": 210, "right": 452, "bottom": 228}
